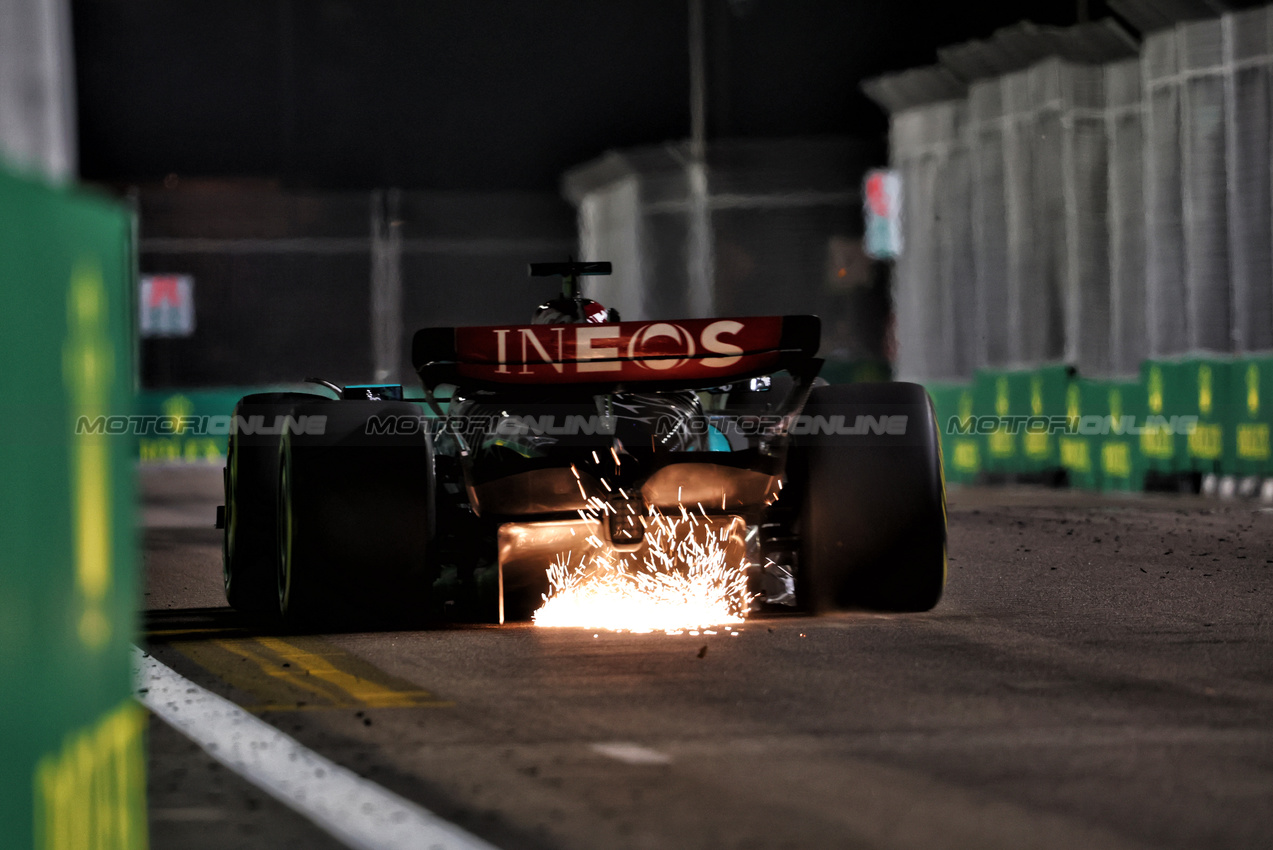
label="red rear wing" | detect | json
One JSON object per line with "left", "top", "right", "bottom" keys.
{"left": 413, "top": 315, "right": 820, "bottom": 391}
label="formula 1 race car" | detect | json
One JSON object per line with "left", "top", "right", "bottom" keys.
{"left": 220, "top": 262, "right": 946, "bottom": 625}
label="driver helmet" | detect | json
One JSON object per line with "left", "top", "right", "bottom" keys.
{"left": 532, "top": 298, "right": 618, "bottom": 324}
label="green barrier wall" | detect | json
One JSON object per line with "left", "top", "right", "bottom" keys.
{"left": 973, "top": 371, "right": 1016, "bottom": 474}
{"left": 135, "top": 388, "right": 277, "bottom": 463}
{"left": 0, "top": 169, "right": 145, "bottom": 847}
{"left": 969, "top": 366, "right": 1072, "bottom": 478}
{"left": 1232, "top": 357, "right": 1273, "bottom": 478}
{"left": 1177, "top": 358, "right": 1231, "bottom": 475}
{"left": 1138, "top": 360, "right": 1188, "bottom": 476}
{"left": 926, "top": 383, "right": 980, "bottom": 485}
{"left": 1056, "top": 378, "right": 1147, "bottom": 492}
{"left": 1002, "top": 371, "right": 1035, "bottom": 472}
{"left": 1018, "top": 365, "right": 1069, "bottom": 473}
{"left": 923, "top": 357, "right": 1273, "bottom": 491}
{"left": 1058, "top": 379, "right": 1098, "bottom": 489}
{"left": 1097, "top": 380, "right": 1146, "bottom": 491}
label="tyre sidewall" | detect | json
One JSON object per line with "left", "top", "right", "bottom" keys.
{"left": 223, "top": 391, "right": 329, "bottom": 615}
{"left": 792, "top": 382, "right": 946, "bottom": 612}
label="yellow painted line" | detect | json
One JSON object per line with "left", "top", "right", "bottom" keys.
{"left": 167, "top": 639, "right": 311, "bottom": 709}
{"left": 254, "top": 636, "right": 436, "bottom": 708}
{"left": 147, "top": 627, "right": 249, "bottom": 637}
{"left": 212, "top": 639, "right": 351, "bottom": 706}
{"left": 167, "top": 634, "right": 450, "bottom": 711}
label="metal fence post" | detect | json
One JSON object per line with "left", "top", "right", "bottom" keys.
{"left": 370, "top": 188, "right": 403, "bottom": 383}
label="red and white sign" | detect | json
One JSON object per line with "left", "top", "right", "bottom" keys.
{"left": 453, "top": 317, "right": 785, "bottom": 384}
{"left": 140, "top": 274, "right": 195, "bottom": 337}
{"left": 864, "top": 169, "right": 902, "bottom": 260}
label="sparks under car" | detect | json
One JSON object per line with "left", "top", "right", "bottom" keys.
{"left": 219, "top": 262, "right": 946, "bottom": 626}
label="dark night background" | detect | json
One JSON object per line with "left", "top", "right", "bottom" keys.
{"left": 72, "top": 0, "right": 1109, "bottom": 192}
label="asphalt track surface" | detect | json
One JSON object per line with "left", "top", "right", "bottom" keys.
{"left": 141, "top": 465, "right": 1273, "bottom": 850}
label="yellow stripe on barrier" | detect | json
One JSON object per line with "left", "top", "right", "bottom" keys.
{"left": 33, "top": 701, "right": 147, "bottom": 850}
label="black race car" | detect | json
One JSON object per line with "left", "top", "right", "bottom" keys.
{"left": 220, "top": 262, "right": 945, "bottom": 625}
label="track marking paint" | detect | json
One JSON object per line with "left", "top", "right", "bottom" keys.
{"left": 167, "top": 635, "right": 452, "bottom": 711}
{"left": 589, "top": 742, "right": 672, "bottom": 765}
{"left": 213, "top": 638, "right": 356, "bottom": 705}
{"left": 134, "top": 648, "right": 497, "bottom": 850}
{"left": 255, "top": 636, "right": 439, "bottom": 708}
{"left": 169, "top": 638, "right": 348, "bottom": 710}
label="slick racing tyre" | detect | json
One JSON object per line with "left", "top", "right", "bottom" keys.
{"left": 223, "top": 392, "right": 330, "bottom": 617}
{"left": 791, "top": 382, "right": 946, "bottom": 612}
{"left": 276, "top": 400, "right": 436, "bottom": 626}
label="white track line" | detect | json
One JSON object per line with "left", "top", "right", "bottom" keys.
{"left": 133, "top": 647, "right": 498, "bottom": 850}
{"left": 589, "top": 742, "right": 672, "bottom": 765}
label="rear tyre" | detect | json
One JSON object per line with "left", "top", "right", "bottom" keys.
{"left": 276, "top": 400, "right": 436, "bottom": 626}
{"left": 222, "top": 392, "right": 329, "bottom": 617}
{"left": 791, "top": 382, "right": 946, "bottom": 612}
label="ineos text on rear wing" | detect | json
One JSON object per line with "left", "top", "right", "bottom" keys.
{"left": 413, "top": 315, "right": 820, "bottom": 393}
